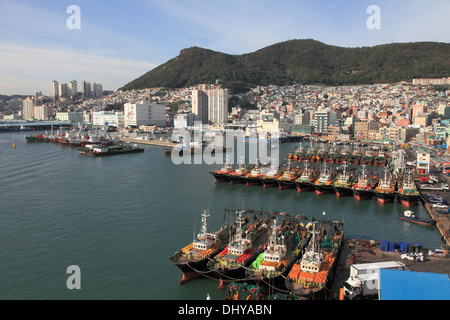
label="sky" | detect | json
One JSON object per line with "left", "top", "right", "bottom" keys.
{"left": 0, "top": 0, "right": 449, "bottom": 95}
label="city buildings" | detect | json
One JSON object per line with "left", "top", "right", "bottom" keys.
{"left": 124, "top": 101, "right": 166, "bottom": 127}
{"left": 92, "top": 111, "right": 124, "bottom": 127}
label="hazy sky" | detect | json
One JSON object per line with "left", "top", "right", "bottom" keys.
{"left": 0, "top": 0, "right": 449, "bottom": 95}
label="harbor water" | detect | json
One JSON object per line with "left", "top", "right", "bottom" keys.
{"left": 0, "top": 131, "right": 445, "bottom": 300}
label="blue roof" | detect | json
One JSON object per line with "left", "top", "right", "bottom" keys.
{"left": 379, "top": 269, "right": 450, "bottom": 300}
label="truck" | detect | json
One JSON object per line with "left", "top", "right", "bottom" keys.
{"left": 342, "top": 261, "right": 409, "bottom": 300}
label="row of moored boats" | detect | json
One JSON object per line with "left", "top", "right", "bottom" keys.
{"left": 211, "top": 158, "right": 420, "bottom": 208}
{"left": 170, "top": 208, "right": 344, "bottom": 300}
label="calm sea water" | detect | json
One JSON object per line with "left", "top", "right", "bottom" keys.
{"left": 0, "top": 131, "right": 444, "bottom": 300}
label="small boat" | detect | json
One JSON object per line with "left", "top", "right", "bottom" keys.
{"left": 399, "top": 210, "right": 435, "bottom": 226}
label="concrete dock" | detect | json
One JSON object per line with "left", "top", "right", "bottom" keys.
{"left": 120, "top": 137, "right": 177, "bottom": 148}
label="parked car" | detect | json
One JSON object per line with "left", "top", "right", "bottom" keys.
{"left": 428, "top": 249, "right": 447, "bottom": 258}
{"left": 401, "top": 252, "right": 424, "bottom": 262}
{"left": 432, "top": 204, "right": 448, "bottom": 210}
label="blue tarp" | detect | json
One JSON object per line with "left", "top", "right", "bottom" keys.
{"left": 379, "top": 269, "right": 450, "bottom": 300}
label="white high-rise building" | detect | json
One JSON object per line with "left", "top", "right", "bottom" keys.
{"left": 34, "top": 105, "right": 52, "bottom": 120}
{"left": 124, "top": 101, "right": 166, "bottom": 127}
{"left": 68, "top": 80, "right": 77, "bottom": 97}
{"left": 51, "top": 80, "right": 59, "bottom": 100}
{"left": 22, "top": 97, "right": 37, "bottom": 119}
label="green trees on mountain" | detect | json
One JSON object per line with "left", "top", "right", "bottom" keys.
{"left": 120, "top": 40, "right": 450, "bottom": 92}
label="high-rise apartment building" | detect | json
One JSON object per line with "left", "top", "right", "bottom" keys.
{"left": 68, "top": 80, "right": 77, "bottom": 97}
{"left": 51, "top": 80, "right": 59, "bottom": 100}
{"left": 191, "top": 84, "right": 228, "bottom": 124}
{"left": 192, "top": 89, "right": 208, "bottom": 123}
{"left": 22, "top": 97, "right": 37, "bottom": 119}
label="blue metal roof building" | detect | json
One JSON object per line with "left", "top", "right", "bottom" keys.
{"left": 379, "top": 269, "right": 450, "bottom": 300}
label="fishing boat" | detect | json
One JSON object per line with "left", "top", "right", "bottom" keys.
{"left": 206, "top": 210, "right": 270, "bottom": 283}
{"left": 333, "top": 164, "right": 355, "bottom": 197}
{"left": 245, "top": 217, "right": 308, "bottom": 291}
{"left": 78, "top": 143, "right": 144, "bottom": 156}
{"left": 314, "top": 163, "right": 335, "bottom": 195}
{"left": 295, "top": 161, "right": 316, "bottom": 192}
{"left": 397, "top": 170, "right": 420, "bottom": 207}
{"left": 374, "top": 167, "right": 396, "bottom": 203}
{"left": 399, "top": 210, "right": 435, "bottom": 226}
{"left": 259, "top": 160, "right": 281, "bottom": 188}
{"left": 170, "top": 210, "right": 231, "bottom": 284}
{"left": 25, "top": 134, "right": 46, "bottom": 142}
{"left": 227, "top": 157, "right": 249, "bottom": 185}
{"left": 352, "top": 165, "right": 376, "bottom": 200}
{"left": 210, "top": 156, "right": 234, "bottom": 183}
{"left": 285, "top": 220, "right": 344, "bottom": 300}
{"left": 276, "top": 159, "right": 300, "bottom": 190}
{"left": 243, "top": 159, "right": 264, "bottom": 186}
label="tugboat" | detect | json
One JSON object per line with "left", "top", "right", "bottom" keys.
{"left": 295, "top": 161, "right": 316, "bottom": 192}
{"left": 227, "top": 157, "right": 248, "bottom": 185}
{"left": 169, "top": 210, "right": 230, "bottom": 284}
{"left": 399, "top": 210, "right": 435, "bottom": 226}
{"left": 243, "top": 159, "right": 264, "bottom": 186}
{"left": 245, "top": 217, "right": 308, "bottom": 291}
{"left": 374, "top": 167, "right": 396, "bottom": 203}
{"left": 333, "top": 163, "right": 355, "bottom": 197}
{"left": 206, "top": 210, "right": 270, "bottom": 284}
{"left": 285, "top": 220, "right": 344, "bottom": 300}
{"left": 210, "top": 155, "right": 234, "bottom": 183}
{"left": 397, "top": 170, "right": 419, "bottom": 207}
{"left": 314, "top": 163, "right": 335, "bottom": 195}
{"left": 276, "top": 159, "right": 300, "bottom": 190}
{"left": 352, "top": 165, "right": 376, "bottom": 200}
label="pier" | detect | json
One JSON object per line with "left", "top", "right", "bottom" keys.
{"left": 120, "top": 137, "right": 177, "bottom": 148}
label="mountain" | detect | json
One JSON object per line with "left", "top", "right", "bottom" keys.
{"left": 120, "top": 39, "right": 450, "bottom": 92}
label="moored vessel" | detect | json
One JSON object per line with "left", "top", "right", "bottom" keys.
{"left": 206, "top": 210, "right": 270, "bottom": 284}
{"left": 314, "top": 163, "right": 335, "bottom": 195}
{"left": 375, "top": 167, "right": 396, "bottom": 203}
{"left": 210, "top": 156, "right": 234, "bottom": 183}
{"left": 78, "top": 143, "right": 144, "bottom": 156}
{"left": 245, "top": 217, "right": 309, "bottom": 291}
{"left": 295, "top": 161, "right": 316, "bottom": 192}
{"left": 333, "top": 163, "right": 355, "bottom": 197}
{"left": 170, "top": 210, "right": 231, "bottom": 284}
{"left": 285, "top": 220, "right": 344, "bottom": 300}
{"left": 397, "top": 170, "right": 419, "bottom": 207}
{"left": 352, "top": 165, "right": 376, "bottom": 200}
{"left": 276, "top": 159, "right": 300, "bottom": 190}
